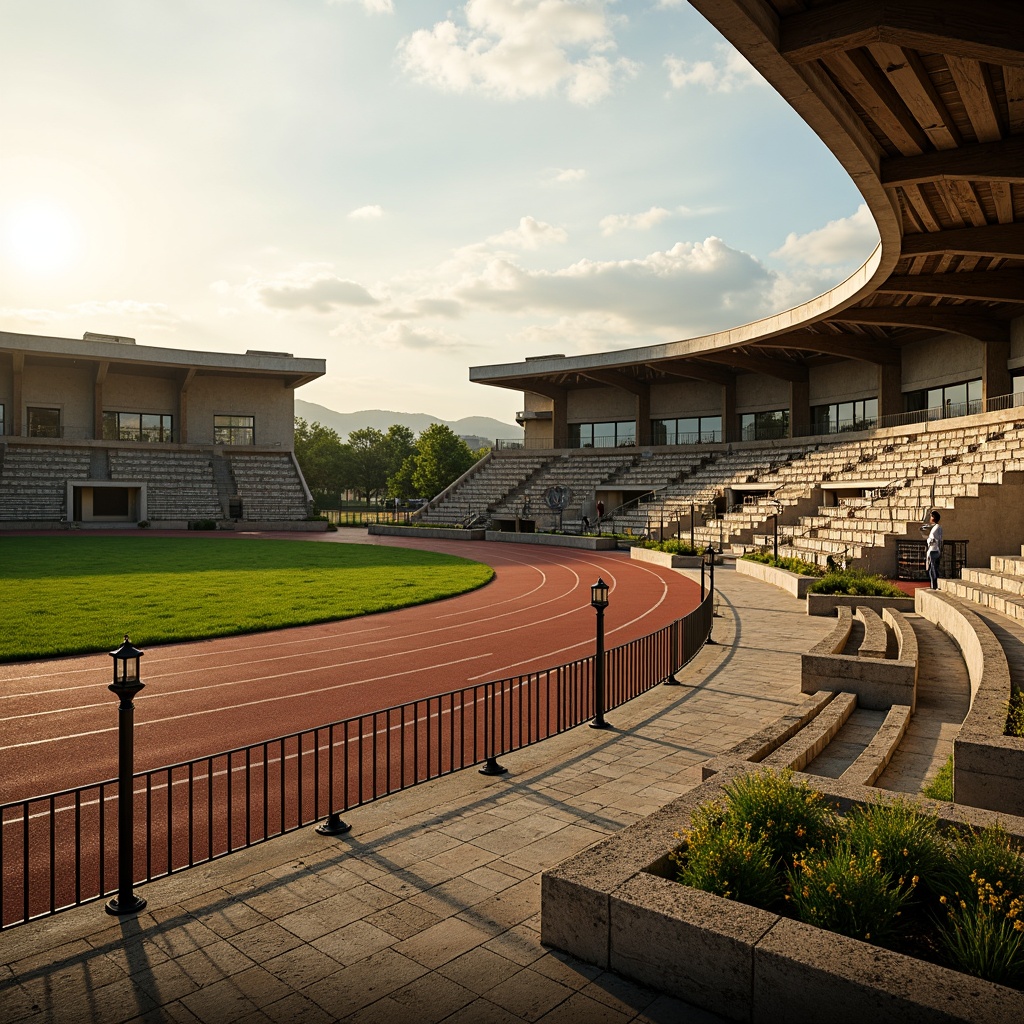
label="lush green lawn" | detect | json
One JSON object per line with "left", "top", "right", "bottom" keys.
{"left": 0, "top": 536, "right": 494, "bottom": 661}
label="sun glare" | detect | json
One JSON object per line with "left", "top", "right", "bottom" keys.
{"left": 4, "top": 201, "right": 79, "bottom": 273}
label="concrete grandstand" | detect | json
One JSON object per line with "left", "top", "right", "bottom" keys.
{"left": 449, "top": 0, "right": 1024, "bottom": 581}
{"left": 0, "top": 330, "right": 325, "bottom": 527}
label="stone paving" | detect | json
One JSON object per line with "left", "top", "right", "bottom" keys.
{"left": 1, "top": 567, "right": 963, "bottom": 1024}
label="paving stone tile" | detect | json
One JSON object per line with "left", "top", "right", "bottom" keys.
{"left": 435, "top": 946, "right": 523, "bottom": 995}
{"left": 388, "top": 969, "right": 477, "bottom": 1021}
{"left": 178, "top": 971, "right": 262, "bottom": 1024}
{"left": 439, "top": 996, "right": 528, "bottom": 1024}
{"left": 481, "top": 924, "right": 545, "bottom": 968}
{"left": 394, "top": 917, "right": 499, "bottom": 970}
{"left": 364, "top": 900, "right": 444, "bottom": 941}
{"left": 260, "top": 990, "right": 337, "bottom": 1024}
{"left": 175, "top": 938, "right": 256, "bottom": 987}
{"left": 303, "top": 949, "right": 427, "bottom": 1015}
{"left": 276, "top": 892, "right": 375, "bottom": 942}
{"left": 534, "top": 989, "right": 633, "bottom": 1024}
{"left": 261, "top": 943, "right": 344, "bottom": 989}
{"left": 310, "top": 918, "right": 397, "bottom": 966}
{"left": 225, "top": 920, "right": 305, "bottom": 962}
{"left": 483, "top": 967, "right": 575, "bottom": 1022}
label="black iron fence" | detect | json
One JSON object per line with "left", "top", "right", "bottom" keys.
{"left": 0, "top": 594, "right": 713, "bottom": 930}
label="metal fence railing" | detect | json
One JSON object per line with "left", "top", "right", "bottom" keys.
{"left": 0, "top": 593, "right": 714, "bottom": 930}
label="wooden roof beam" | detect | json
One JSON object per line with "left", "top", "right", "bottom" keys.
{"left": 781, "top": 0, "right": 1024, "bottom": 68}
{"left": 578, "top": 368, "right": 649, "bottom": 396}
{"left": 874, "top": 269, "right": 1024, "bottom": 303}
{"left": 702, "top": 352, "right": 809, "bottom": 383}
{"left": 882, "top": 137, "right": 1024, "bottom": 187}
{"left": 757, "top": 332, "right": 902, "bottom": 365}
{"left": 901, "top": 223, "right": 1024, "bottom": 261}
{"left": 830, "top": 306, "right": 1010, "bottom": 343}
{"left": 648, "top": 360, "right": 734, "bottom": 386}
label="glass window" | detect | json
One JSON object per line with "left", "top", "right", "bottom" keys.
{"left": 0, "top": 403, "right": 4, "bottom": 436}
{"left": 701, "top": 416, "right": 722, "bottom": 443}
{"left": 27, "top": 407, "right": 60, "bottom": 438}
{"left": 741, "top": 410, "right": 788, "bottom": 441}
{"left": 906, "top": 379, "right": 982, "bottom": 421}
{"left": 215, "top": 414, "right": 255, "bottom": 445}
{"left": 616, "top": 421, "right": 636, "bottom": 447}
{"left": 103, "top": 411, "right": 173, "bottom": 442}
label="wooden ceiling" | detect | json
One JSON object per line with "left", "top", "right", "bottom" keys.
{"left": 475, "top": 0, "right": 1023, "bottom": 395}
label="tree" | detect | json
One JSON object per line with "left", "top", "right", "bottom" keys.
{"left": 410, "top": 423, "right": 479, "bottom": 498}
{"left": 343, "top": 427, "right": 390, "bottom": 505}
{"left": 293, "top": 418, "right": 347, "bottom": 508}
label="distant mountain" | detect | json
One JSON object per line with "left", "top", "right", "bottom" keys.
{"left": 294, "top": 401, "right": 523, "bottom": 444}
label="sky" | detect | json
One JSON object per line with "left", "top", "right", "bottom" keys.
{"left": 0, "top": 0, "right": 879, "bottom": 427}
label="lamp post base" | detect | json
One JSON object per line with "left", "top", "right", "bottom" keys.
{"left": 589, "top": 718, "right": 611, "bottom": 730}
{"left": 315, "top": 813, "right": 352, "bottom": 836}
{"left": 105, "top": 894, "right": 146, "bottom": 916}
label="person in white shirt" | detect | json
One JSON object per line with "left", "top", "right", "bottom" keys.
{"left": 924, "top": 510, "right": 943, "bottom": 590}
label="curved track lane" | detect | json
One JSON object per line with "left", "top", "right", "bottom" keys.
{"left": 0, "top": 531, "right": 701, "bottom": 803}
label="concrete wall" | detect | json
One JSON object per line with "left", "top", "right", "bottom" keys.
{"left": 22, "top": 365, "right": 94, "bottom": 438}
{"left": 901, "top": 334, "right": 983, "bottom": 393}
{"left": 567, "top": 387, "right": 634, "bottom": 423}
{"left": 650, "top": 380, "right": 721, "bottom": 418}
{"left": 735, "top": 373, "right": 788, "bottom": 412}
{"left": 809, "top": 360, "right": 876, "bottom": 404}
{"left": 104, "top": 372, "right": 179, "bottom": 414}
{"left": 186, "top": 376, "right": 295, "bottom": 447}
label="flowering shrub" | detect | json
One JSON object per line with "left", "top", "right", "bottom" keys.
{"left": 673, "top": 769, "right": 1024, "bottom": 986}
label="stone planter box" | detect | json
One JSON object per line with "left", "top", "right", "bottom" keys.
{"left": 484, "top": 531, "right": 617, "bottom": 550}
{"left": 735, "top": 557, "right": 817, "bottom": 599}
{"left": 368, "top": 524, "right": 487, "bottom": 540}
{"left": 806, "top": 593, "right": 916, "bottom": 617}
{"left": 542, "top": 769, "right": 1024, "bottom": 1023}
{"left": 629, "top": 547, "right": 704, "bottom": 569}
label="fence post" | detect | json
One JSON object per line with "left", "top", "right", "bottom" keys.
{"left": 479, "top": 682, "right": 508, "bottom": 776}
{"left": 663, "top": 619, "right": 680, "bottom": 685}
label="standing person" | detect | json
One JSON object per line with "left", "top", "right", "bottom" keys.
{"left": 596, "top": 500, "right": 605, "bottom": 520}
{"left": 924, "top": 510, "right": 943, "bottom": 590}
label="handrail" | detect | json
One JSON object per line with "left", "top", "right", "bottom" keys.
{"left": 0, "top": 593, "right": 713, "bottom": 930}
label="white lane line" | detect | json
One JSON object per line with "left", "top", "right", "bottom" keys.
{"left": 0, "top": 652, "right": 492, "bottom": 752}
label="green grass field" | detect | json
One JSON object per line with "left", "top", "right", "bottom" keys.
{"left": 0, "top": 536, "right": 494, "bottom": 661}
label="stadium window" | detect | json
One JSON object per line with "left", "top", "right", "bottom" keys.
{"left": 27, "top": 407, "right": 61, "bottom": 438}
{"left": 568, "top": 421, "right": 636, "bottom": 448}
{"left": 903, "top": 379, "right": 982, "bottom": 421}
{"left": 740, "top": 410, "right": 788, "bottom": 441}
{"left": 0, "top": 403, "right": 4, "bottom": 436}
{"left": 103, "top": 411, "right": 173, "bottom": 442}
{"left": 651, "top": 416, "right": 722, "bottom": 445}
{"left": 214, "top": 414, "right": 255, "bottom": 445}
{"left": 810, "top": 397, "right": 878, "bottom": 435}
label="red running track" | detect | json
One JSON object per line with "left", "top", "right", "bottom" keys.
{"left": 0, "top": 531, "right": 701, "bottom": 805}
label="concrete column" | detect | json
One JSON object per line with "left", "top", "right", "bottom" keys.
{"left": 635, "top": 382, "right": 651, "bottom": 446}
{"left": 789, "top": 379, "right": 810, "bottom": 438}
{"left": 877, "top": 362, "right": 902, "bottom": 421}
{"left": 721, "top": 378, "right": 736, "bottom": 443}
{"left": 179, "top": 368, "right": 195, "bottom": 443}
{"left": 982, "top": 341, "right": 1011, "bottom": 404}
{"left": 94, "top": 361, "right": 108, "bottom": 440}
{"left": 11, "top": 352, "right": 24, "bottom": 436}
{"left": 551, "top": 389, "right": 568, "bottom": 449}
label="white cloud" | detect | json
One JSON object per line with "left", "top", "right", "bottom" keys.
{"left": 398, "top": 0, "right": 638, "bottom": 105}
{"left": 69, "top": 299, "right": 183, "bottom": 330}
{"left": 599, "top": 206, "right": 671, "bottom": 235}
{"left": 550, "top": 167, "right": 587, "bottom": 183}
{"left": 453, "top": 236, "right": 780, "bottom": 334}
{"left": 225, "top": 264, "right": 381, "bottom": 313}
{"left": 376, "top": 322, "right": 466, "bottom": 350}
{"left": 665, "top": 44, "right": 763, "bottom": 92}
{"left": 487, "top": 215, "right": 568, "bottom": 249}
{"left": 771, "top": 204, "right": 879, "bottom": 267}
{"left": 348, "top": 204, "right": 384, "bottom": 219}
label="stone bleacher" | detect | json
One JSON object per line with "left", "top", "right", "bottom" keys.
{"left": 109, "top": 449, "right": 222, "bottom": 521}
{"left": 228, "top": 453, "right": 310, "bottom": 521}
{"left": 420, "top": 451, "right": 549, "bottom": 526}
{"left": 489, "top": 451, "right": 636, "bottom": 528}
{"left": 0, "top": 444, "right": 92, "bottom": 521}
